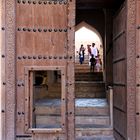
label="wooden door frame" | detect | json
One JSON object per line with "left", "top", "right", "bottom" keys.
{"left": 0, "top": 0, "right": 16, "bottom": 140}
{"left": 0, "top": 0, "right": 138, "bottom": 139}
{"left": 136, "top": 0, "right": 140, "bottom": 139}
{"left": 126, "top": 0, "right": 137, "bottom": 139}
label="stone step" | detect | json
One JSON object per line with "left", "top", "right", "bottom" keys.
{"left": 75, "top": 72, "right": 103, "bottom": 81}
{"left": 46, "top": 82, "right": 105, "bottom": 98}
{"left": 76, "top": 92, "right": 106, "bottom": 98}
{"left": 36, "top": 115, "right": 110, "bottom": 128}
{"left": 76, "top": 136, "right": 115, "bottom": 140}
{"left": 35, "top": 99, "right": 110, "bottom": 128}
{"left": 35, "top": 99, "right": 109, "bottom": 116}
{"left": 75, "top": 64, "right": 90, "bottom": 69}
{"left": 76, "top": 82, "right": 105, "bottom": 98}
{"left": 35, "top": 105, "right": 108, "bottom": 116}
{"left": 76, "top": 127, "right": 114, "bottom": 139}
{"left": 76, "top": 116, "right": 110, "bottom": 126}
{"left": 75, "top": 72, "right": 103, "bottom": 77}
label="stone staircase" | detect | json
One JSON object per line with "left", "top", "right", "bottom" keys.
{"left": 75, "top": 62, "right": 105, "bottom": 98}
{"left": 34, "top": 98, "right": 114, "bottom": 139}
{"left": 33, "top": 62, "right": 114, "bottom": 139}
{"left": 74, "top": 62, "right": 114, "bottom": 140}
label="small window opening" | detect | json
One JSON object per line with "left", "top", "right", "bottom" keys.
{"left": 29, "top": 70, "right": 62, "bottom": 129}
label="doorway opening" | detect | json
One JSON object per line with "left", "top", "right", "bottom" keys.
{"left": 74, "top": 21, "right": 106, "bottom": 130}
{"left": 75, "top": 0, "right": 125, "bottom": 138}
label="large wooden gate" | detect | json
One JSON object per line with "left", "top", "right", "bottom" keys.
{"left": 16, "top": 0, "right": 75, "bottom": 139}
{"left": 1, "top": 0, "right": 75, "bottom": 140}
{"left": 113, "top": 0, "right": 137, "bottom": 140}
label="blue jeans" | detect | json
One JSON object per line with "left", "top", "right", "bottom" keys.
{"left": 79, "top": 57, "right": 84, "bottom": 64}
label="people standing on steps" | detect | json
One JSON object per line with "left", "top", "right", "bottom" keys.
{"left": 95, "top": 54, "right": 102, "bottom": 72}
{"left": 91, "top": 43, "right": 98, "bottom": 58}
{"left": 90, "top": 54, "right": 96, "bottom": 72}
{"left": 79, "top": 44, "right": 85, "bottom": 64}
{"left": 87, "top": 44, "right": 92, "bottom": 66}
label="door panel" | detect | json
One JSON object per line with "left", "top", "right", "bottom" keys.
{"left": 15, "top": 0, "right": 75, "bottom": 139}
{"left": 16, "top": 2, "right": 67, "bottom": 27}
{"left": 113, "top": 4, "right": 127, "bottom": 139}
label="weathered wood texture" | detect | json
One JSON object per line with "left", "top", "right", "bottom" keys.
{"left": 114, "top": 130, "right": 125, "bottom": 140}
{"left": 126, "top": 0, "right": 136, "bottom": 139}
{"left": 15, "top": 0, "right": 75, "bottom": 140}
{"left": 0, "top": 0, "right": 6, "bottom": 140}
{"left": 113, "top": 4, "right": 127, "bottom": 140}
{"left": 114, "top": 108, "right": 127, "bottom": 138}
{"left": 67, "top": 1, "right": 75, "bottom": 140}
{"left": 113, "top": 86, "right": 126, "bottom": 111}
{"left": 106, "top": 10, "right": 113, "bottom": 85}
{"left": 5, "top": 0, "right": 16, "bottom": 139}
{"left": 136, "top": 0, "right": 140, "bottom": 139}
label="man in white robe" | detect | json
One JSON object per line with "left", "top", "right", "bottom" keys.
{"left": 91, "top": 43, "right": 98, "bottom": 58}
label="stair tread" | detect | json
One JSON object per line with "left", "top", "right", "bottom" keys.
{"left": 35, "top": 98, "right": 108, "bottom": 107}
{"left": 75, "top": 81, "right": 104, "bottom": 83}
{"left": 76, "top": 136, "right": 115, "bottom": 140}
{"left": 76, "top": 124, "right": 111, "bottom": 129}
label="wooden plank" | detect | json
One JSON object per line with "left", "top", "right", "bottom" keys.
{"left": 5, "top": 0, "right": 16, "bottom": 139}
{"left": 106, "top": 47, "right": 113, "bottom": 84}
{"left": 113, "top": 6, "right": 126, "bottom": 38}
{"left": 136, "top": 0, "right": 140, "bottom": 139}
{"left": 126, "top": 0, "right": 137, "bottom": 139}
{"left": 136, "top": 0, "right": 140, "bottom": 25}
{"left": 0, "top": 0, "right": 6, "bottom": 139}
{"left": 16, "top": 61, "right": 26, "bottom": 134}
{"left": 114, "top": 130, "right": 126, "bottom": 140}
{"left": 16, "top": 32, "right": 67, "bottom": 56}
{"left": 29, "top": 72, "right": 34, "bottom": 128}
{"left": 16, "top": 3, "right": 67, "bottom": 28}
{"left": 113, "top": 86, "right": 126, "bottom": 112}
{"left": 113, "top": 60, "right": 126, "bottom": 84}
{"left": 113, "top": 108, "right": 127, "bottom": 139}
{"left": 113, "top": 34, "right": 126, "bottom": 61}
{"left": 67, "top": 0, "right": 75, "bottom": 140}
{"left": 61, "top": 67, "right": 67, "bottom": 133}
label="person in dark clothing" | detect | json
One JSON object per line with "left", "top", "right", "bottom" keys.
{"left": 79, "top": 44, "right": 85, "bottom": 64}
{"left": 90, "top": 54, "right": 96, "bottom": 71}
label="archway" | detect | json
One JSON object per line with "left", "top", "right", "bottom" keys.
{"left": 75, "top": 21, "right": 103, "bottom": 71}
{"left": 74, "top": 21, "right": 107, "bottom": 130}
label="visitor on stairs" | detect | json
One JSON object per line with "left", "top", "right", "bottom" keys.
{"left": 91, "top": 43, "right": 98, "bottom": 58}
{"left": 90, "top": 54, "right": 96, "bottom": 72}
{"left": 79, "top": 44, "right": 85, "bottom": 64}
{"left": 95, "top": 54, "right": 102, "bottom": 72}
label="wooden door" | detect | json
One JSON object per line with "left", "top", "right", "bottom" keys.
{"left": 113, "top": 3, "right": 127, "bottom": 140}
{"left": 15, "top": 0, "right": 75, "bottom": 140}
{"left": 113, "top": 0, "right": 137, "bottom": 140}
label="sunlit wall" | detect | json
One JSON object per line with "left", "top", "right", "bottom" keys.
{"left": 75, "top": 23, "right": 103, "bottom": 63}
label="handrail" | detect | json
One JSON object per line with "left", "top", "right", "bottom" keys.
{"left": 106, "top": 86, "right": 113, "bottom": 128}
